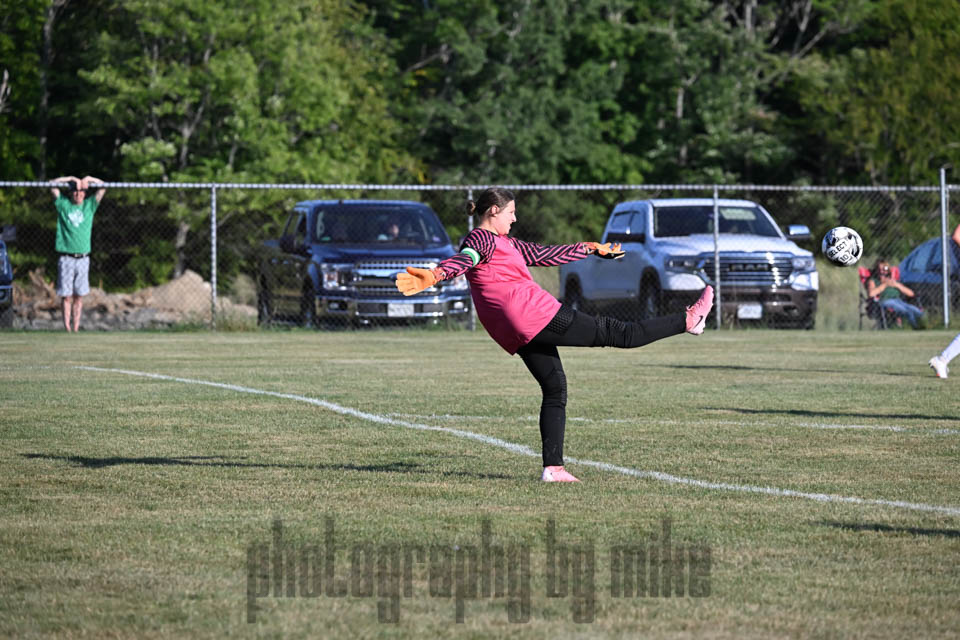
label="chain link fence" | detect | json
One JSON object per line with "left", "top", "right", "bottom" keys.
{"left": 0, "top": 181, "right": 957, "bottom": 331}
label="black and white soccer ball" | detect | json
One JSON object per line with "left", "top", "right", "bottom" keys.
{"left": 821, "top": 226, "right": 863, "bottom": 267}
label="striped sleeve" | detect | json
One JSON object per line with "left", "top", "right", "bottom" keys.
{"left": 435, "top": 228, "right": 497, "bottom": 280}
{"left": 508, "top": 237, "right": 589, "bottom": 267}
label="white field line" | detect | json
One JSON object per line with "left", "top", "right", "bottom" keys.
{"left": 77, "top": 366, "right": 960, "bottom": 517}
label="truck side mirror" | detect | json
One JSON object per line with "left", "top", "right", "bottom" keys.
{"left": 786, "top": 225, "right": 812, "bottom": 242}
{"left": 280, "top": 235, "right": 308, "bottom": 255}
{"left": 1, "top": 225, "right": 15, "bottom": 243}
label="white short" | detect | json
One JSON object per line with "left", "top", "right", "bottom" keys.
{"left": 57, "top": 254, "right": 90, "bottom": 297}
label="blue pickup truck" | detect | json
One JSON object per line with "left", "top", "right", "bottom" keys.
{"left": 256, "top": 200, "right": 471, "bottom": 328}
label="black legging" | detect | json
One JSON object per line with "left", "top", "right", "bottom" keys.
{"left": 516, "top": 306, "right": 685, "bottom": 467}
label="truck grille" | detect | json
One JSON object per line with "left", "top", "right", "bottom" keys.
{"left": 351, "top": 259, "right": 439, "bottom": 297}
{"left": 698, "top": 253, "right": 794, "bottom": 287}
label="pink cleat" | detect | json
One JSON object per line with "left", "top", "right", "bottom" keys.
{"left": 685, "top": 285, "right": 714, "bottom": 335}
{"left": 542, "top": 466, "right": 580, "bottom": 482}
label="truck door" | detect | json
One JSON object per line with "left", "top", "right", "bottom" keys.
{"left": 274, "top": 209, "right": 310, "bottom": 315}
{"left": 588, "top": 210, "right": 640, "bottom": 301}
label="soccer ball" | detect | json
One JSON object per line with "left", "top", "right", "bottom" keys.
{"left": 821, "top": 226, "right": 863, "bottom": 267}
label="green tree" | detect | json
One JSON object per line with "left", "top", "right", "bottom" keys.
{"left": 363, "top": 0, "right": 652, "bottom": 240}
{"left": 794, "top": 0, "right": 960, "bottom": 185}
{"left": 365, "top": 0, "right": 875, "bottom": 225}
{"left": 368, "top": 0, "right": 643, "bottom": 185}
{"left": 617, "top": 0, "right": 875, "bottom": 185}
{"left": 82, "top": 0, "right": 412, "bottom": 184}
{"left": 76, "top": 0, "right": 416, "bottom": 279}
{"left": 0, "top": 0, "right": 47, "bottom": 180}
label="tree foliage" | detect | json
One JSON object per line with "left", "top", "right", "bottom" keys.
{"left": 370, "top": 0, "right": 642, "bottom": 187}
{"left": 2, "top": 0, "right": 956, "bottom": 287}
{"left": 0, "top": 0, "right": 46, "bottom": 180}
{"left": 794, "top": 0, "right": 960, "bottom": 185}
{"left": 4, "top": 0, "right": 950, "bottom": 188}
{"left": 79, "top": 0, "right": 414, "bottom": 184}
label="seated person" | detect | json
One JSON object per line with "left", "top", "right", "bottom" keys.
{"left": 866, "top": 259, "right": 925, "bottom": 328}
{"left": 377, "top": 222, "right": 400, "bottom": 242}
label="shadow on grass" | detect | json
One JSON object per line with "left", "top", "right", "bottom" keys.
{"left": 817, "top": 520, "right": 960, "bottom": 538}
{"left": 705, "top": 406, "right": 951, "bottom": 421}
{"left": 662, "top": 364, "right": 917, "bottom": 378}
{"left": 21, "top": 453, "right": 512, "bottom": 480}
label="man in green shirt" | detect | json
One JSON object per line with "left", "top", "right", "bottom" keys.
{"left": 51, "top": 176, "right": 107, "bottom": 332}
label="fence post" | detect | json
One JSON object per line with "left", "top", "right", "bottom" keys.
{"left": 210, "top": 185, "right": 218, "bottom": 330}
{"left": 712, "top": 186, "right": 721, "bottom": 329}
{"left": 940, "top": 168, "right": 950, "bottom": 327}
{"left": 467, "top": 187, "right": 475, "bottom": 332}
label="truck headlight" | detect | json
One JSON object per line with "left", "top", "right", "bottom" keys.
{"left": 443, "top": 274, "right": 469, "bottom": 291}
{"left": 791, "top": 256, "right": 816, "bottom": 273}
{"left": 666, "top": 256, "right": 699, "bottom": 272}
{"left": 320, "top": 263, "right": 350, "bottom": 291}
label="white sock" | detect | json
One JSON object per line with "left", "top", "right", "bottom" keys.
{"left": 941, "top": 332, "right": 960, "bottom": 364}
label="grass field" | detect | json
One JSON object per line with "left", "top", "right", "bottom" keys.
{"left": 2, "top": 328, "right": 959, "bottom": 639}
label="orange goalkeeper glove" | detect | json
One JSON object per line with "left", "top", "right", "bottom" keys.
{"left": 584, "top": 242, "right": 625, "bottom": 259}
{"left": 396, "top": 266, "right": 444, "bottom": 296}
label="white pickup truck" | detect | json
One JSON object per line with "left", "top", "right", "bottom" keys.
{"left": 558, "top": 198, "right": 818, "bottom": 329}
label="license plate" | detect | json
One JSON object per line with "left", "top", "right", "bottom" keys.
{"left": 387, "top": 303, "right": 414, "bottom": 318}
{"left": 737, "top": 303, "right": 763, "bottom": 319}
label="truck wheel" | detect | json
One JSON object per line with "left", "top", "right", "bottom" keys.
{"left": 0, "top": 306, "right": 13, "bottom": 328}
{"left": 299, "top": 284, "right": 317, "bottom": 329}
{"left": 798, "top": 313, "right": 816, "bottom": 330}
{"left": 257, "top": 285, "right": 273, "bottom": 326}
{"left": 638, "top": 279, "right": 660, "bottom": 321}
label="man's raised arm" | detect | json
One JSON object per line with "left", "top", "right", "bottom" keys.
{"left": 50, "top": 176, "right": 79, "bottom": 199}
{"left": 83, "top": 176, "right": 107, "bottom": 204}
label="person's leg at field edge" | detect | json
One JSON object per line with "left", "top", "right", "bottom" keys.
{"left": 57, "top": 256, "right": 78, "bottom": 332}
{"left": 56, "top": 255, "right": 89, "bottom": 332}
{"left": 929, "top": 332, "right": 960, "bottom": 379}
{"left": 70, "top": 295, "right": 83, "bottom": 332}
{"left": 61, "top": 295, "right": 83, "bottom": 332}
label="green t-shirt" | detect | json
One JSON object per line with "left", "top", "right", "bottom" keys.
{"left": 54, "top": 195, "right": 99, "bottom": 254}
{"left": 867, "top": 277, "right": 901, "bottom": 301}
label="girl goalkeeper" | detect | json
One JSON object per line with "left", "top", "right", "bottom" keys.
{"left": 396, "top": 188, "right": 713, "bottom": 482}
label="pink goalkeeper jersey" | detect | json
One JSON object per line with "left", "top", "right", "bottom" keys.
{"left": 468, "top": 234, "right": 561, "bottom": 354}
{"left": 436, "top": 229, "right": 588, "bottom": 355}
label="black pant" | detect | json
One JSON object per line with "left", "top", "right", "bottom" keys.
{"left": 516, "top": 306, "right": 685, "bottom": 467}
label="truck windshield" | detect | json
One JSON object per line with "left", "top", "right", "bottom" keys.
{"left": 313, "top": 206, "right": 450, "bottom": 246}
{"left": 653, "top": 205, "right": 780, "bottom": 238}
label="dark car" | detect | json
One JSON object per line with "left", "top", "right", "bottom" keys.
{"left": 0, "top": 226, "right": 14, "bottom": 328}
{"left": 897, "top": 237, "right": 960, "bottom": 311}
{"left": 257, "top": 200, "right": 471, "bottom": 328}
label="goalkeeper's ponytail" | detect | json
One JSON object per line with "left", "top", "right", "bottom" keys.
{"left": 468, "top": 187, "right": 515, "bottom": 222}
